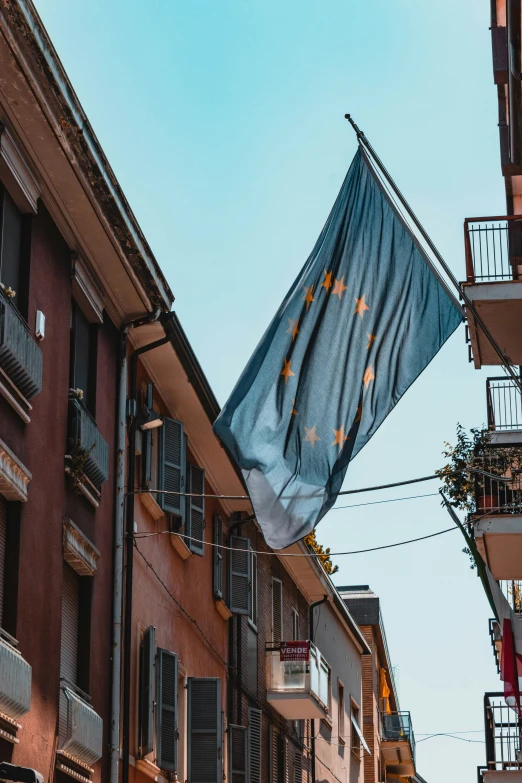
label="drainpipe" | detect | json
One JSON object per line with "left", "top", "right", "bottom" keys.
{"left": 110, "top": 309, "right": 161, "bottom": 783}
{"left": 121, "top": 312, "right": 173, "bottom": 783}
{"left": 309, "top": 595, "right": 328, "bottom": 783}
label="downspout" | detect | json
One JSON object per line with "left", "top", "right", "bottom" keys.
{"left": 309, "top": 596, "right": 328, "bottom": 783}
{"left": 121, "top": 313, "right": 173, "bottom": 783}
{"left": 111, "top": 309, "right": 161, "bottom": 783}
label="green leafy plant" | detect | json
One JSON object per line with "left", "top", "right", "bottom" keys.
{"left": 68, "top": 442, "right": 94, "bottom": 494}
{"left": 304, "top": 529, "right": 339, "bottom": 575}
{"left": 435, "top": 424, "right": 490, "bottom": 512}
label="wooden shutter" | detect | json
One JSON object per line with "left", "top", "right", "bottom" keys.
{"left": 142, "top": 382, "right": 154, "bottom": 485}
{"left": 0, "top": 498, "right": 6, "bottom": 627}
{"left": 187, "top": 678, "right": 222, "bottom": 783}
{"left": 156, "top": 648, "right": 178, "bottom": 772}
{"left": 139, "top": 625, "right": 155, "bottom": 757}
{"left": 160, "top": 417, "right": 186, "bottom": 522}
{"left": 249, "top": 552, "right": 257, "bottom": 627}
{"left": 270, "top": 728, "right": 279, "bottom": 783}
{"left": 229, "top": 536, "right": 251, "bottom": 615}
{"left": 271, "top": 579, "right": 282, "bottom": 642}
{"left": 61, "top": 563, "right": 80, "bottom": 685}
{"left": 229, "top": 725, "right": 247, "bottom": 783}
{"left": 187, "top": 463, "right": 205, "bottom": 555}
{"left": 213, "top": 515, "right": 223, "bottom": 599}
{"left": 293, "top": 750, "right": 302, "bottom": 783}
{"left": 247, "top": 708, "right": 262, "bottom": 783}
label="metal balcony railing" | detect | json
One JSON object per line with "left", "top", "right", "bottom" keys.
{"left": 472, "top": 450, "right": 522, "bottom": 516}
{"left": 0, "top": 290, "right": 42, "bottom": 400}
{"left": 266, "top": 641, "right": 330, "bottom": 713}
{"left": 489, "top": 618, "right": 502, "bottom": 675}
{"left": 380, "top": 711, "right": 416, "bottom": 763}
{"left": 487, "top": 378, "right": 522, "bottom": 433}
{"left": 68, "top": 395, "right": 109, "bottom": 488}
{"left": 0, "top": 635, "right": 31, "bottom": 721}
{"left": 58, "top": 685, "right": 103, "bottom": 766}
{"left": 484, "top": 692, "right": 522, "bottom": 770}
{"left": 464, "top": 216, "right": 522, "bottom": 284}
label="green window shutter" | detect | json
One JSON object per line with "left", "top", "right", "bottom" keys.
{"left": 229, "top": 725, "right": 247, "bottom": 783}
{"left": 156, "top": 648, "right": 178, "bottom": 772}
{"left": 187, "top": 463, "right": 205, "bottom": 555}
{"left": 159, "top": 418, "right": 186, "bottom": 523}
{"left": 139, "top": 625, "right": 155, "bottom": 757}
{"left": 229, "top": 536, "right": 251, "bottom": 616}
{"left": 269, "top": 727, "right": 283, "bottom": 783}
{"left": 142, "top": 382, "right": 154, "bottom": 486}
{"left": 213, "top": 515, "right": 223, "bottom": 599}
{"left": 248, "top": 552, "right": 257, "bottom": 628}
{"left": 247, "top": 708, "right": 262, "bottom": 783}
{"left": 187, "top": 677, "right": 222, "bottom": 783}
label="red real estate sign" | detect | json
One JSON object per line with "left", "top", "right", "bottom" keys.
{"left": 280, "top": 641, "right": 310, "bottom": 661}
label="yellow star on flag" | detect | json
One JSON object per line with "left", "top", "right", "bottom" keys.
{"left": 286, "top": 318, "right": 299, "bottom": 342}
{"left": 363, "top": 365, "right": 375, "bottom": 389}
{"left": 366, "top": 333, "right": 376, "bottom": 349}
{"left": 281, "top": 358, "right": 295, "bottom": 384}
{"left": 331, "top": 276, "right": 348, "bottom": 300}
{"left": 321, "top": 270, "right": 333, "bottom": 292}
{"left": 332, "top": 425, "right": 349, "bottom": 449}
{"left": 304, "top": 425, "right": 320, "bottom": 447}
{"left": 302, "top": 285, "right": 315, "bottom": 310}
{"left": 354, "top": 294, "right": 370, "bottom": 318}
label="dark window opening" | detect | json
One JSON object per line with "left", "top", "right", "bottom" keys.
{"left": 0, "top": 187, "right": 30, "bottom": 318}
{"left": 70, "top": 302, "right": 98, "bottom": 416}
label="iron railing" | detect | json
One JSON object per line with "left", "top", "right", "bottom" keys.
{"left": 68, "top": 395, "right": 109, "bottom": 488}
{"left": 472, "top": 450, "right": 522, "bottom": 516}
{"left": 489, "top": 618, "right": 502, "bottom": 674}
{"left": 487, "top": 377, "right": 522, "bottom": 433}
{"left": 380, "top": 711, "right": 416, "bottom": 762}
{"left": 464, "top": 216, "right": 522, "bottom": 283}
{"left": 0, "top": 291, "right": 42, "bottom": 399}
{"left": 499, "top": 581, "right": 522, "bottom": 616}
{"left": 58, "top": 686, "right": 103, "bottom": 766}
{"left": 0, "top": 635, "right": 31, "bottom": 721}
{"left": 484, "top": 692, "right": 522, "bottom": 770}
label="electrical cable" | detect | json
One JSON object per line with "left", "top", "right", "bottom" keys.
{"left": 133, "top": 539, "right": 227, "bottom": 667}
{"left": 332, "top": 492, "right": 439, "bottom": 510}
{"left": 127, "top": 466, "right": 509, "bottom": 503}
{"left": 416, "top": 733, "right": 485, "bottom": 744}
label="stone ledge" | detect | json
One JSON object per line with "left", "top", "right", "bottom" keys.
{"left": 63, "top": 519, "right": 100, "bottom": 576}
{"left": 0, "top": 437, "right": 31, "bottom": 501}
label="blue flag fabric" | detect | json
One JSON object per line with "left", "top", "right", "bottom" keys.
{"left": 214, "top": 148, "right": 463, "bottom": 549}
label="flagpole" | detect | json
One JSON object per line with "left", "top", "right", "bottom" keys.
{"left": 344, "top": 114, "right": 522, "bottom": 394}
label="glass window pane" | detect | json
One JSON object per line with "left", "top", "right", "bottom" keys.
{"left": 1, "top": 190, "right": 22, "bottom": 303}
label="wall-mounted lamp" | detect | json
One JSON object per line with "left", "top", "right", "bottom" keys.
{"left": 138, "top": 405, "right": 163, "bottom": 432}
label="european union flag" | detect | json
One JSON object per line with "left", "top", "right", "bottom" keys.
{"left": 214, "top": 148, "right": 463, "bottom": 549}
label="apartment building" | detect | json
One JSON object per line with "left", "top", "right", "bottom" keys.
{"left": 339, "top": 587, "right": 426, "bottom": 783}
{"left": 459, "top": 0, "right": 522, "bottom": 779}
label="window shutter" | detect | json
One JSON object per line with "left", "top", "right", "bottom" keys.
{"left": 247, "top": 708, "right": 262, "bottom": 783}
{"left": 0, "top": 498, "right": 6, "bottom": 627}
{"left": 271, "top": 579, "right": 283, "bottom": 642}
{"left": 229, "top": 725, "right": 247, "bottom": 783}
{"left": 249, "top": 552, "right": 258, "bottom": 627}
{"left": 213, "top": 515, "right": 223, "bottom": 599}
{"left": 229, "top": 536, "right": 251, "bottom": 615}
{"left": 61, "top": 563, "right": 80, "bottom": 685}
{"left": 187, "top": 463, "right": 205, "bottom": 555}
{"left": 270, "top": 728, "right": 279, "bottom": 783}
{"left": 293, "top": 750, "right": 302, "bottom": 783}
{"left": 160, "top": 417, "right": 186, "bottom": 522}
{"left": 139, "top": 625, "right": 155, "bottom": 757}
{"left": 142, "top": 383, "right": 154, "bottom": 485}
{"left": 187, "top": 677, "right": 222, "bottom": 783}
{"left": 156, "top": 648, "right": 178, "bottom": 772}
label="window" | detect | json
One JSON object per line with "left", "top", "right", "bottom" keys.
{"left": 292, "top": 608, "right": 299, "bottom": 641}
{"left": 187, "top": 678, "right": 222, "bottom": 783}
{"left": 271, "top": 578, "right": 282, "bottom": 642}
{"left": 248, "top": 708, "right": 262, "bottom": 783}
{"left": 247, "top": 624, "right": 258, "bottom": 695}
{"left": 156, "top": 648, "right": 178, "bottom": 772}
{"left": 186, "top": 462, "right": 205, "bottom": 555}
{"left": 249, "top": 550, "right": 258, "bottom": 628}
{"left": 350, "top": 699, "right": 363, "bottom": 759}
{"left": 229, "top": 725, "right": 247, "bottom": 783}
{"left": 158, "top": 417, "right": 186, "bottom": 525}
{"left": 270, "top": 727, "right": 283, "bottom": 783}
{"left": 0, "top": 187, "right": 29, "bottom": 315}
{"left": 70, "top": 302, "right": 97, "bottom": 415}
{"left": 338, "top": 681, "right": 345, "bottom": 745}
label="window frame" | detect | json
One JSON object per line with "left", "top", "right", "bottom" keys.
{"left": 337, "top": 680, "right": 345, "bottom": 745}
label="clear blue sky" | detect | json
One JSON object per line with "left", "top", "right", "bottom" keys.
{"left": 36, "top": 0, "right": 502, "bottom": 778}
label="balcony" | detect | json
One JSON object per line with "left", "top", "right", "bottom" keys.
{"left": 472, "top": 449, "right": 522, "bottom": 579}
{"left": 487, "top": 378, "right": 522, "bottom": 447}
{"left": 0, "top": 634, "right": 31, "bottom": 730}
{"left": 67, "top": 395, "right": 109, "bottom": 490}
{"left": 477, "top": 693, "right": 522, "bottom": 782}
{"left": 463, "top": 217, "right": 522, "bottom": 368}
{"left": 0, "top": 290, "right": 42, "bottom": 400}
{"left": 266, "top": 641, "right": 330, "bottom": 720}
{"left": 58, "top": 685, "right": 103, "bottom": 768}
{"left": 380, "top": 711, "right": 416, "bottom": 777}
